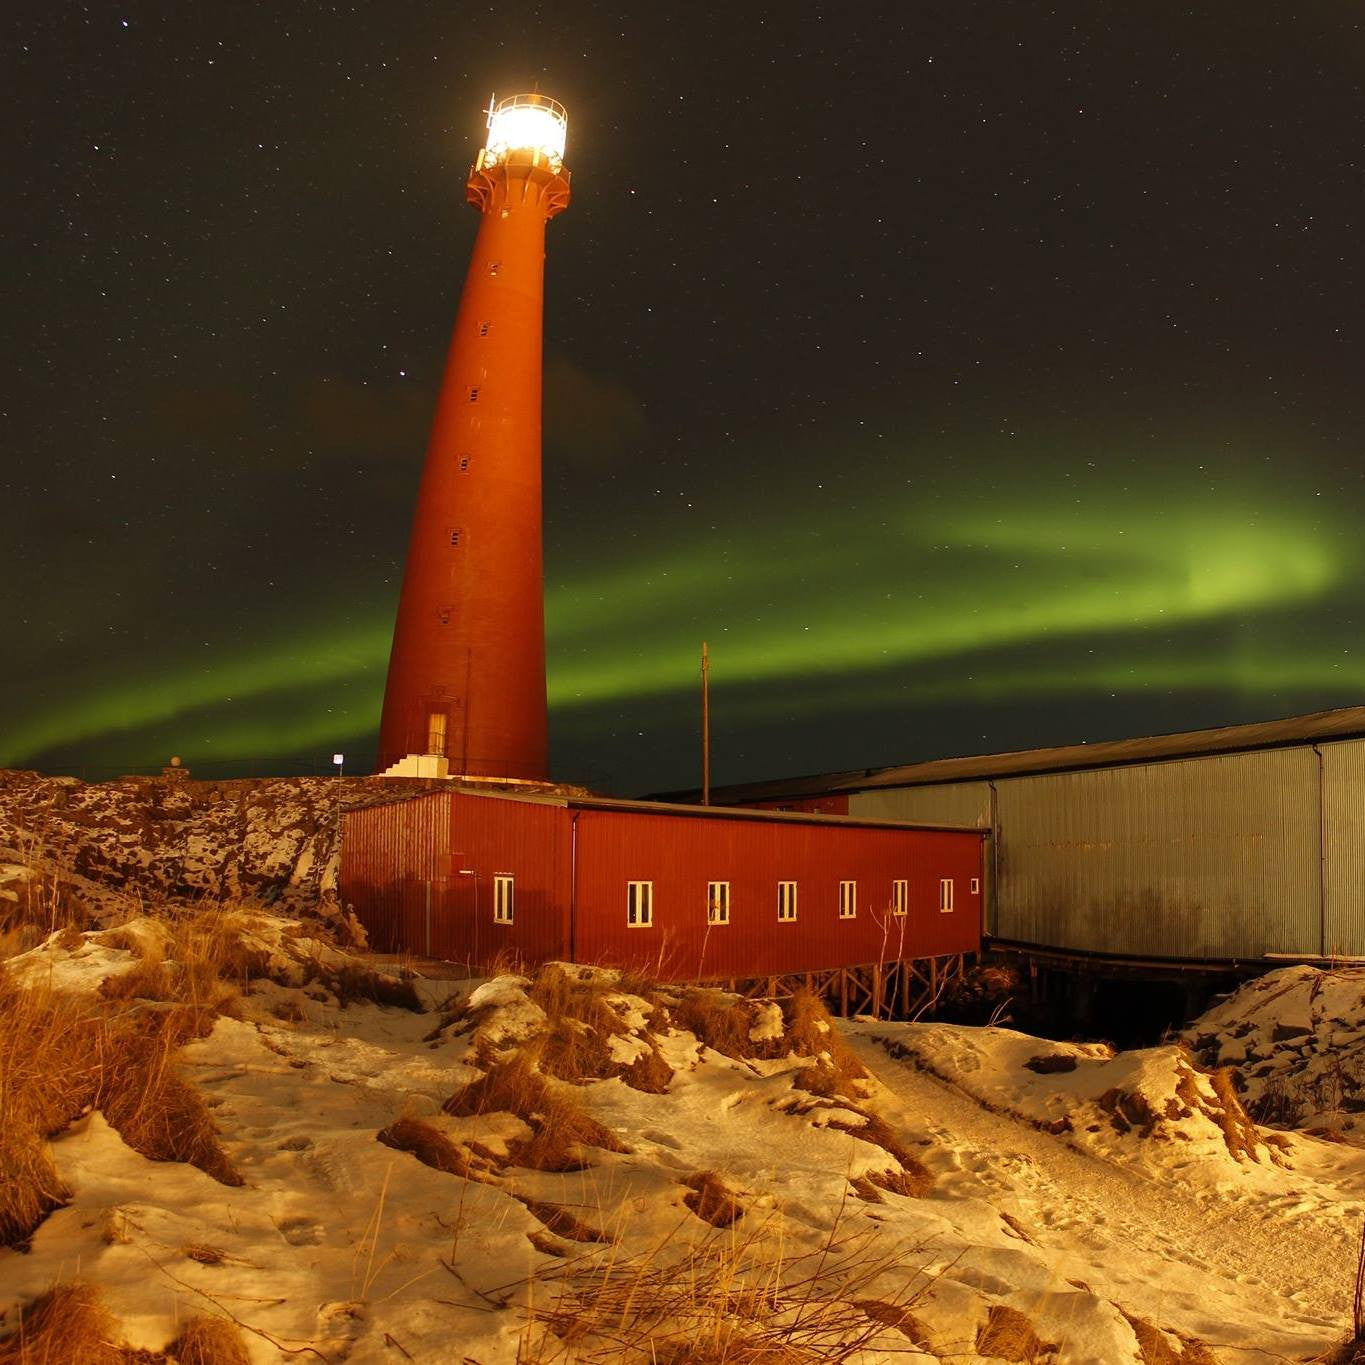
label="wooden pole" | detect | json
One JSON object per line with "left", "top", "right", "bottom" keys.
{"left": 701, "top": 640, "right": 711, "bottom": 805}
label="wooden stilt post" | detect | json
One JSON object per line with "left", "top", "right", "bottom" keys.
{"left": 839, "top": 968, "right": 849, "bottom": 1017}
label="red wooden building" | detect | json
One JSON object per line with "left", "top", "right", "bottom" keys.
{"left": 340, "top": 789, "right": 985, "bottom": 1004}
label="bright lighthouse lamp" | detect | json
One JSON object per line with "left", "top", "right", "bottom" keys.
{"left": 482, "top": 93, "right": 568, "bottom": 171}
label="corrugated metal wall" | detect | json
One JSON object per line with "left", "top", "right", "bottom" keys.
{"left": 439, "top": 793, "right": 571, "bottom": 967}
{"left": 1323, "top": 739, "right": 1365, "bottom": 955}
{"left": 993, "top": 750, "right": 1320, "bottom": 958}
{"left": 850, "top": 783, "right": 995, "bottom": 829}
{"left": 845, "top": 742, "right": 1365, "bottom": 960}
{"left": 339, "top": 792, "right": 452, "bottom": 953}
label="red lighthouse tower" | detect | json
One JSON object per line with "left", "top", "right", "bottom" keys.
{"left": 378, "top": 94, "right": 571, "bottom": 780}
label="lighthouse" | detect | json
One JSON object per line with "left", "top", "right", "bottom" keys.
{"left": 377, "top": 94, "right": 571, "bottom": 781}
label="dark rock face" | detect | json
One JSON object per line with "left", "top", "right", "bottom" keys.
{"left": 0, "top": 771, "right": 429, "bottom": 918}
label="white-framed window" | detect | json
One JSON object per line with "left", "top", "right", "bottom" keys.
{"left": 777, "top": 881, "right": 797, "bottom": 922}
{"left": 707, "top": 881, "right": 730, "bottom": 925}
{"left": 838, "top": 880, "right": 857, "bottom": 919}
{"left": 970, "top": 877, "right": 980, "bottom": 895}
{"left": 939, "top": 878, "right": 955, "bottom": 913}
{"left": 627, "top": 881, "right": 653, "bottom": 928}
{"left": 892, "top": 879, "right": 908, "bottom": 917}
{"left": 493, "top": 875, "right": 514, "bottom": 924}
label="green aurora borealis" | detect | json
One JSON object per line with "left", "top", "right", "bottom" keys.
{"left": 8, "top": 5, "right": 1365, "bottom": 790}
{"left": 7, "top": 431, "right": 1362, "bottom": 788}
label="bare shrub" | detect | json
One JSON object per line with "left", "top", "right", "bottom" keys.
{"left": 443, "top": 1053, "right": 628, "bottom": 1170}
{"left": 0, "top": 1283, "right": 125, "bottom": 1365}
{"left": 683, "top": 1171, "right": 745, "bottom": 1228}
{"left": 1248, "top": 1078, "right": 1305, "bottom": 1127}
{"left": 170, "top": 1315, "right": 252, "bottom": 1365}
{"left": 975, "top": 1304, "right": 1058, "bottom": 1361}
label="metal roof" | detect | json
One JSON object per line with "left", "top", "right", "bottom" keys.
{"left": 682, "top": 702, "right": 1365, "bottom": 803}
{"left": 345, "top": 782, "right": 983, "bottom": 835}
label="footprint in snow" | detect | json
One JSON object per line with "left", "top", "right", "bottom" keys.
{"left": 276, "top": 1216, "right": 323, "bottom": 1246}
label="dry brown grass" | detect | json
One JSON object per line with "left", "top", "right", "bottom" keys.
{"left": 305, "top": 960, "right": 423, "bottom": 1011}
{"left": 169, "top": 1315, "right": 253, "bottom": 1365}
{"left": 975, "top": 1304, "right": 1058, "bottom": 1361}
{"left": 523, "top": 1222, "right": 930, "bottom": 1363}
{"left": 670, "top": 988, "right": 762, "bottom": 1061}
{"left": 0, "top": 969, "right": 241, "bottom": 1248}
{"left": 1025, "top": 1053, "right": 1078, "bottom": 1074}
{"left": 824, "top": 1113, "right": 932, "bottom": 1198}
{"left": 530, "top": 963, "right": 675, "bottom": 1094}
{"left": 855, "top": 1299, "right": 932, "bottom": 1348}
{"left": 683, "top": 1171, "right": 745, "bottom": 1228}
{"left": 0, "top": 866, "right": 90, "bottom": 960}
{"left": 1118, "top": 1310, "right": 1217, "bottom": 1365}
{"left": 518, "top": 1197, "right": 612, "bottom": 1244}
{"left": 443, "top": 1053, "right": 629, "bottom": 1170}
{"left": 1000, "top": 1211, "right": 1037, "bottom": 1246}
{"left": 377, "top": 1115, "right": 480, "bottom": 1179}
{"left": 0, "top": 1283, "right": 125, "bottom": 1365}
{"left": 1205, "top": 1066, "right": 1276, "bottom": 1163}
{"left": 672, "top": 986, "right": 868, "bottom": 1098}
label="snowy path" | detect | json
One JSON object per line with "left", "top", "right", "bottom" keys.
{"left": 850, "top": 1029, "right": 1352, "bottom": 1354}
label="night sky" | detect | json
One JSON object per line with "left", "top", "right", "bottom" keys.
{"left": 7, "top": 4, "right": 1365, "bottom": 794}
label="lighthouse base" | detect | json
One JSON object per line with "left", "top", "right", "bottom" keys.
{"left": 378, "top": 753, "right": 451, "bottom": 779}
{"left": 377, "top": 754, "right": 555, "bottom": 789}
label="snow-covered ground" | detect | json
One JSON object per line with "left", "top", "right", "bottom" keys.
{"left": 1185, "top": 963, "right": 1365, "bottom": 1144}
{"left": 2, "top": 913, "right": 1360, "bottom": 1363}
{"left": 2, "top": 774, "right": 1361, "bottom": 1362}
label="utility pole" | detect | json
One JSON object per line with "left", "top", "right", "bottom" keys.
{"left": 700, "top": 641, "right": 711, "bottom": 806}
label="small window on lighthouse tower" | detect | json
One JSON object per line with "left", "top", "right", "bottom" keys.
{"left": 478, "top": 321, "right": 492, "bottom": 337}
{"left": 468, "top": 386, "right": 480, "bottom": 403}
{"left": 426, "top": 711, "right": 447, "bottom": 757}
{"left": 449, "top": 528, "right": 464, "bottom": 546}
{"left": 487, "top": 261, "right": 501, "bottom": 276}
{"left": 457, "top": 455, "right": 471, "bottom": 473}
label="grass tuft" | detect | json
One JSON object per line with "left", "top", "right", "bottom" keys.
{"left": 0, "top": 1283, "right": 125, "bottom": 1365}
{"left": 1, "top": 965, "right": 241, "bottom": 1247}
{"left": 170, "top": 1314, "right": 253, "bottom": 1365}
{"left": 443, "top": 1052, "right": 629, "bottom": 1170}
{"left": 305, "top": 960, "right": 423, "bottom": 1011}
{"left": 377, "top": 1115, "right": 479, "bottom": 1179}
{"left": 517, "top": 1197, "right": 612, "bottom": 1244}
{"left": 975, "top": 1304, "right": 1058, "bottom": 1362}
{"left": 683, "top": 1171, "right": 745, "bottom": 1228}
{"left": 529, "top": 963, "right": 674, "bottom": 1093}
